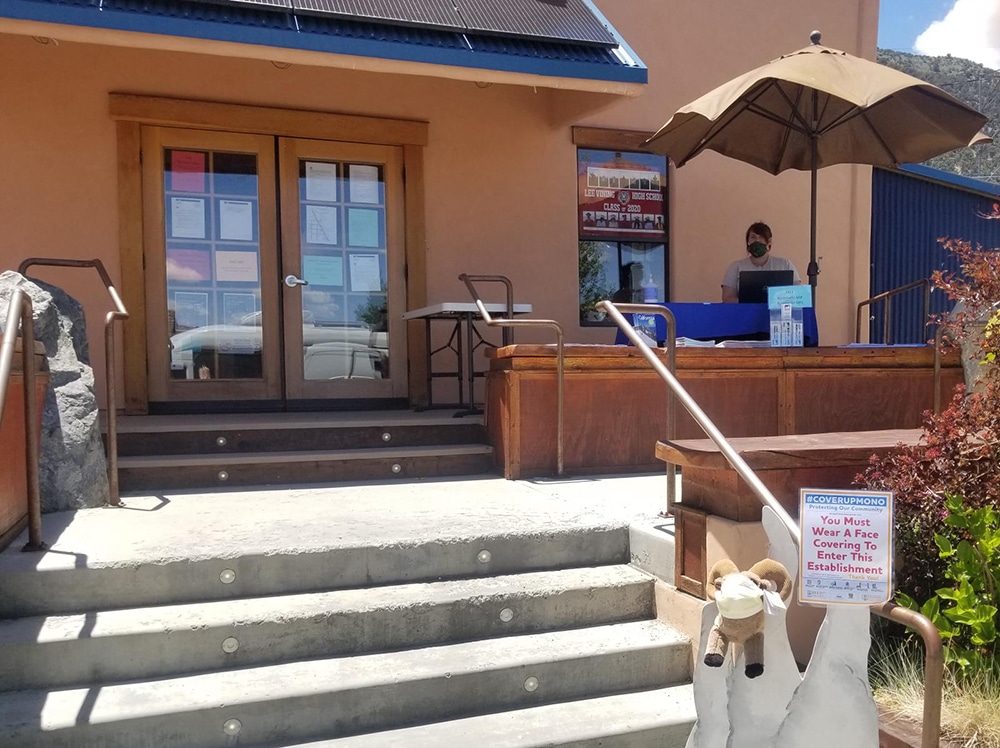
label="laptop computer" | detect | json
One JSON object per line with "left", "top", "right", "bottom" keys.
{"left": 737, "top": 269, "right": 795, "bottom": 304}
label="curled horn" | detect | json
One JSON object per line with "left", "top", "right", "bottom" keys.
{"left": 749, "top": 558, "right": 793, "bottom": 601}
{"left": 706, "top": 559, "right": 740, "bottom": 600}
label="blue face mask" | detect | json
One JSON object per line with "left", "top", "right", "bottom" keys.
{"left": 748, "top": 241, "right": 768, "bottom": 258}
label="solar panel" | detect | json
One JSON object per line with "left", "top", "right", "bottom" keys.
{"left": 173, "top": 0, "right": 619, "bottom": 48}
{"left": 457, "top": 0, "right": 616, "bottom": 47}
{"left": 187, "top": 0, "right": 295, "bottom": 10}
{"left": 291, "top": 0, "right": 463, "bottom": 29}
{"left": 233, "top": 0, "right": 294, "bottom": 8}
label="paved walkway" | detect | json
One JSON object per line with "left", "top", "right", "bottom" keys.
{"left": 0, "top": 473, "right": 671, "bottom": 572}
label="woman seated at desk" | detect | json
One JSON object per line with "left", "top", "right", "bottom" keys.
{"left": 721, "top": 221, "right": 801, "bottom": 303}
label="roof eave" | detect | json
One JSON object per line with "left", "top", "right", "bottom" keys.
{"left": 895, "top": 163, "right": 1000, "bottom": 199}
{"left": 0, "top": 2, "right": 648, "bottom": 94}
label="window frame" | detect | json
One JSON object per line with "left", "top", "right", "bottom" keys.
{"left": 572, "top": 128, "right": 669, "bottom": 327}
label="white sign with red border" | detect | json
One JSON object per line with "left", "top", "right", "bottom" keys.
{"left": 799, "top": 488, "right": 894, "bottom": 606}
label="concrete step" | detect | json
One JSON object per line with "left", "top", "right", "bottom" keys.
{"left": 118, "top": 445, "right": 496, "bottom": 491}
{"left": 113, "top": 412, "right": 486, "bottom": 457}
{"left": 0, "top": 565, "right": 655, "bottom": 691}
{"left": 0, "top": 524, "right": 630, "bottom": 618}
{"left": 256, "top": 686, "right": 696, "bottom": 747}
{"left": 0, "top": 620, "right": 691, "bottom": 748}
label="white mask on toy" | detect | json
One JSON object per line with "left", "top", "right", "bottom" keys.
{"left": 716, "top": 575, "right": 765, "bottom": 619}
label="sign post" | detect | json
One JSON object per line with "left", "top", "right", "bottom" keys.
{"left": 798, "top": 489, "right": 894, "bottom": 606}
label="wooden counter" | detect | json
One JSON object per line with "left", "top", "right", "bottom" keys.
{"left": 485, "top": 344, "right": 960, "bottom": 479}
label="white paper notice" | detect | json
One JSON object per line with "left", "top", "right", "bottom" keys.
{"left": 349, "top": 254, "right": 382, "bottom": 293}
{"left": 305, "top": 161, "right": 338, "bottom": 202}
{"left": 305, "top": 205, "right": 338, "bottom": 245}
{"left": 173, "top": 291, "right": 209, "bottom": 329}
{"left": 219, "top": 200, "right": 254, "bottom": 241}
{"left": 799, "top": 488, "right": 894, "bottom": 606}
{"left": 347, "top": 208, "right": 380, "bottom": 247}
{"left": 170, "top": 197, "right": 206, "bottom": 239}
{"left": 349, "top": 164, "right": 380, "bottom": 204}
{"left": 223, "top": 293, "right": 257, "bottom": 325}
{"left": 215, "top": 251, "right": 260, "bottom": 283}
{"left": 303, "top": 255, "right": 344, "bottom": 287}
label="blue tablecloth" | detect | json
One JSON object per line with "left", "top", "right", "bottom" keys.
{"left": 614, "top": 302, "right": 819, "bottom": 347}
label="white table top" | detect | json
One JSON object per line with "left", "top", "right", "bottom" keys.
{"left": 402, "top": 302, "right": 533, "bottom": 319}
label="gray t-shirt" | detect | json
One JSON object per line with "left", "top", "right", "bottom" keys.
{"left": 722, "top": 255, "right": 801, "bottom": 290}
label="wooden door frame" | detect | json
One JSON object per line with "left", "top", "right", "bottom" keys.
{"left": 112, "top": 94, "right": 429, "bottom": 413}
{"left": 141, "top": 127, "right": 282, "bottom": 403}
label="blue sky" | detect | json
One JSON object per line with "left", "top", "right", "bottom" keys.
{"left": 878, "top": 0, "right": 954, "bottom": 51}
{"left": 879, "top": 0, "right": 1000, "bottom": 67}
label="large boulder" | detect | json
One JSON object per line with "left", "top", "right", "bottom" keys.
{"left": 0, "top": 271, "right": 109, "bottom": 511}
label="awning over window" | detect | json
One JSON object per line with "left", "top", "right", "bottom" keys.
{"left": 1, "top": 0, "right": 646, "bottom": 89}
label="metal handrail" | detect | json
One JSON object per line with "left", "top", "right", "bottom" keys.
{"left": 17, "top": 258, "right": 129, "bottom": 507}
{"left": 0, "top": 287, "right": 45, "bottom": 551}
{"left": 872, "top": 601, "right": 944, "bottom": 748}
{"left": 611, "top": 303, "right": 679, "bottom": 514}
{"left": 601, "top": 299, "right": 943, "bottom": 748}
{"left": 598, "top": 300, "right": 800, "bottom": 543}
{"left": 460, "top": 274, "right": 515, "bottom": 347}
{"left": 858, "top": 279, "right": 947, "bottom": 415}
{"left": 857, "top": 279, "right": 947, "bottom": 414}
{"left": 457, "top": 273, "right": 565, "bottom": 476}
{"left": 933, "top": 325, "right": 944, "bottom": 415}
{"left": 855, "top": 279, "right": 931, "bottom": 344}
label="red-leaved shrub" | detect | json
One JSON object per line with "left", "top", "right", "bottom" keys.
{"left": 858, "top": 238, "right": 1000, "bottom": 602}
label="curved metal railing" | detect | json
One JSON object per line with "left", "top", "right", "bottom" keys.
{"left": 933, "top": 325, "right": 945, "bottom": 415}
{"left": 457, "top": 273, "right": 566, "bottom": 476}
{"left": 17, "top": 258, "right": 128, "bottom": 506}
{"left": 598, "top": 300, "right": 800, "bottom": 543}
{"left": 601, "top": 299, "right": 943, "bottom": 748}
{"left": 871, "top": 600, "right": 944, "bottom": 748}
{"left": 856, "top": 279, "right": 931, "bottom": 345}
{"left": 608, "top": 303, "right": 680, "bottom": 514}
{"left": 0, "top": 286, "right": 45, "bottom": 551}
{"left": 857, "top": 279, "right": 948, "bottom": 415}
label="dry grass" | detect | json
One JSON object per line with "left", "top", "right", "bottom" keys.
{"left": 872, "top": 640, "right": 1000, "bottom": 748}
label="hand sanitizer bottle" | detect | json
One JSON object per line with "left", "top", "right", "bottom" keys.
{"left": 642, "top": 270, "right": 657, "bottom": 303}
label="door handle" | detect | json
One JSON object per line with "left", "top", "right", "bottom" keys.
{"left": 284, "top": 274, "right": 309, "bottom": 288}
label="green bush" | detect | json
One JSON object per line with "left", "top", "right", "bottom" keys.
{"left": 858, "top": 239, "right": 1000, "bottom": 680}
{"left": 859, "top": 383, "right": 1000, "bottom": 602}
{"left": 896, "top": 494, "right": 999, "bottom": 678}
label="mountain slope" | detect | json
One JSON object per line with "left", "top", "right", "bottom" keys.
{"left": 877, "top": 48, "right": 1000, "bottom": 182}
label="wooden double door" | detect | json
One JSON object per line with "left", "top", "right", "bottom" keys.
{"left": 141, "top": 127, "right": 407, "bottom": 408}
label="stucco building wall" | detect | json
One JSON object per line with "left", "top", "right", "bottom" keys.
{"left": 0, "top": 1, "right": 878, "bottom": 408}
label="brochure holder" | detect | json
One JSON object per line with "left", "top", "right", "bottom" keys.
{"left": 768, "top": 286, "right": 812, "bottom": 347}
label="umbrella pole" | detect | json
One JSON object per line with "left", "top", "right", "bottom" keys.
{"left": 808, "top": 133, "right": 819, "bottom": 292}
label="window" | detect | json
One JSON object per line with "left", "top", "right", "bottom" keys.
{"left": 576, "top": 147, "right": 667, "bottom": 325}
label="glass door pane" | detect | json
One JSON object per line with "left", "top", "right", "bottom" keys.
{"left": 296, "top": 159, "right": 387, "bottom": 380}
{"left": 279, "top": 140, "right": 406, "bottom": 401}
{"left": 164, "top": 149, "right": 263, "bottom": 380}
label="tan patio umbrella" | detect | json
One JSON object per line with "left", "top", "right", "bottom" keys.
{"left": 644, "top": 31, "right": 989, "bottom": 290}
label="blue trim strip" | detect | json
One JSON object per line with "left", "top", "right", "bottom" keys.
{"left": 579, "top": 0, "right": 645, "bottom": 71}
{"left": 1, "top": 0, "right": 647, "bottom": 84}
{"left": 897, "top": 163, "right": 1000, "bottom": 199}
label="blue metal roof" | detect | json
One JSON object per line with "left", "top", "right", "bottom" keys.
{"left": 870, "top": 165, "right": 1000, "bottom": 343}
{"left": 897, "top": 163, "right": 1000, "bottom": 198}
{"left": 0, "top": 0, "right": 646, "bottom": 84}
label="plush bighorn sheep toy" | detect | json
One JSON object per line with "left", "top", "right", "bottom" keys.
{"left": 704, "top": 558, "right": 793, "bottom": 678}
